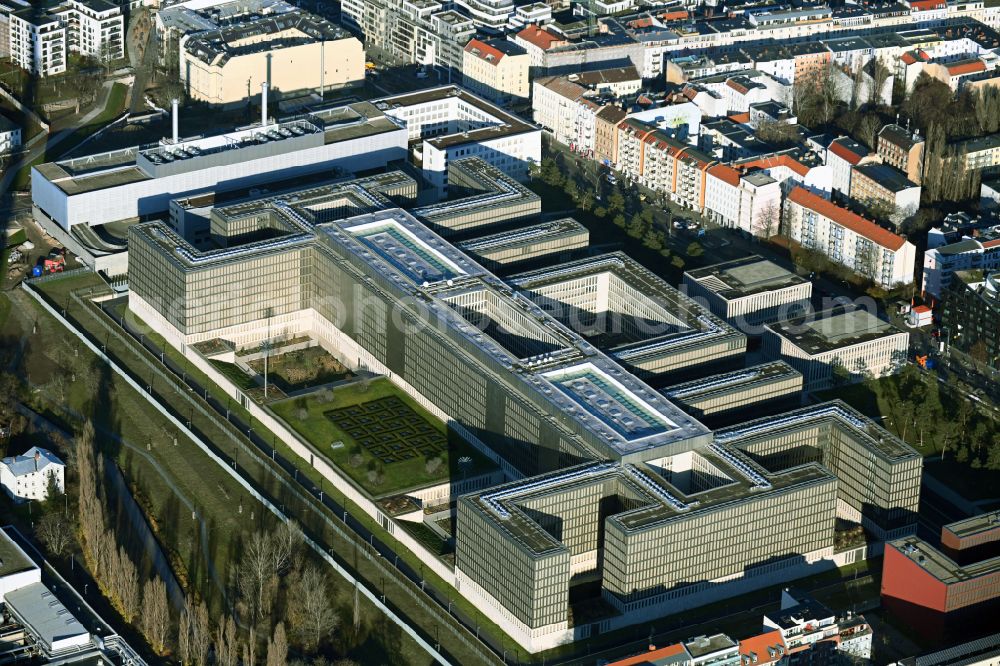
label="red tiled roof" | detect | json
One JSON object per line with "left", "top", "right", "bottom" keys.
{"left": 727, "top": 78, "right": 751, "bottom": 94}
{"left": 946, "top": 59, "right": 986, "bottom": 75}
{"left": 660, "top": 9, "right": 688, "bottom": 20}
{"left": 982, "top": 238, "right": 1000, "bottom": 248}
{"left": 708, "top": 163, "right": 741, "bottom": 186}
{"left": 901, "top": 49, "right": 930, "bottom": 65}
{"left": 729, "top": 112, "right": 751, "bottom": 124}
{"left": 912, "top": 304, "right": 932, "bottom": 313}
{"left": 465, "top": 39, "right": 505, "bottom": 64}
{"left": 516, "top": 25, "right": 564, "bottom": 50}
{"left": 739, "top": 631, "right": 786, "bottom": 664}
{"left": 629, "top": 17, "right": 654, "bottom": 28}
{"left": 739, "top": 154, "right": 810, "bottom": 177}
{"left": 788, "top": 186, "right": 906, "bottom": 251}
{"left": 909, "top": 0, "right": 945, "bottom": 10}
{"left": 606, "top": 643, "right": 687, "bottom": 666}
{"left": 829, "top": 139, "right": 865, "bottom": 165}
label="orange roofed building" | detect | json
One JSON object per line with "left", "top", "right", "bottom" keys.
{"left": 783, "top": 186, "right": 916, "bottom": 287}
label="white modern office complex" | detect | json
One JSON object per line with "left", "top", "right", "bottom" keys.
{"left": 375, "top": 86, "right": 541, "bottom": 196}
{"left": 31, "top": 101, "right": 409, "bottom": 231}
{"left": 683, "top": 256, "right": 812, "bottom": 331}
{"left": 763, "top": 307, "right": 909, "bottom": 392}
{"left": 922, "top": 228, "right": 1000, "bottom": 298}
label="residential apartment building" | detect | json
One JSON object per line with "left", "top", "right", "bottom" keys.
{"left": 784, "top": 186, "right": 916, "bottom": 288}
{"left": 877, "top": 123, "right": 925, "bottom": 184}
{"left": 8, "top": 0, "right": 123, "bottom": 76}
{"left": 954, "top": 133, "right": 1000, "bottom": 173}
{"left": 0, "top": 447, "right": 65, "bottom": 503}
{"left": 9, "top": 9, "right": 66, "bottom": 75}
{"left": 850, "top": 162, "right": 922, "bottom": 223}
{"left": 0, "top": 114, "right": 21, "bottom": 154}
{"left": 462, "top": 38, "right": 529, "bottom": 105}
{"left": 452, "top": 0, "right": 514, "bottom": 32}
{"left": 826, "top": 136, "right": 870, "bottom": 197}
{"left": 940, "top": 270, "right": 1000, "bottom": 368}
{"left": 703, "top": 165, "right": 782, "bottom": 237}
{"left": 180, "top": 11, "right": 363, "bottom": 105}
{"left": 922, "top": 228, "right": 1000, "bottom": 298}
{"left": 594, "top": 105, "right": 626, "bottom": 165}
{"left": 532, "top": 76, "right": 600, "bottom": 154}
{"left": 762, "top": 306, "right": 909, "bottom": 391}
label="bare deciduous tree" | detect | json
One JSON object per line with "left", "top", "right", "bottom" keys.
{"left": 36, "top": 512, "right": 73, "bottom": 557}
{"left": 288, "top": 567, "right": 339, "bottom": 651}
{"left": 270, "top": 521, "right": 302, "bottom": 576}
{"left": 178, "top": 601, "right": 192, "bottom": 664}
{"left": 77, "top": 422, "right": 105, "bottom": 568}
{"left": 116, "top": 546, "right": 142, "bottom": 623}
{"left": 215, "top": 616, "right": 239, "bottom": 666}
{"left": 142, "top": 576, "right": 171, "bottom": 654}
{"left": 266, "top": 622, "right": 288, "bottom": 666}
{"left": 236, "top": 531, "right": 278, "bottom": 625}
{"left": 191, "top": 600, "right": 211, "bottom": 666}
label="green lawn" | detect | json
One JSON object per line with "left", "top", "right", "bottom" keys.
{"left": 270, "top": 379, "right": 494, "bottom": 497}
{"left": 209, "top": 360, "right": 257, "bottom": 391}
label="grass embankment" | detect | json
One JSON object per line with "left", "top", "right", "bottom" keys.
{"left": 33, "top": 276, "right": 495, "bottom": 664}
{"left": 24, "top": 277, "right": 436, "bottom": 664}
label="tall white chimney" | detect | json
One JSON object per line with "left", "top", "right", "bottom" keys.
{"left": 261, "top": 82, "right": 268, "bottom": 127}
{"left": 172, "top": 98, "right": 179, "bottom": 143}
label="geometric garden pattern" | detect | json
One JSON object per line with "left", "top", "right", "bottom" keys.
{"left": 325, "top": 396, "right": 446, "bottom": 464}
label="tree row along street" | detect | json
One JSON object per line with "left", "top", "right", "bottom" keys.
{"left": 27, "top": 276, "right": 500, "bottom": 666}
{"left": 27, "top": 273, "right": 893, "bottom": 665}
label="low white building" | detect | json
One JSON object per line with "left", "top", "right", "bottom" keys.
{"left": 0, "top": 528, "right": 41, "bottom": 601}
{"left": 0, "top": 447, "right": 65, "bottom": 503}
{"left": 0, "top": 114, "right": 21, "bottom": 154}
{"left": 825, "top": 137, "right": 869, "bottom": 197}
{"left": 784, "top": 186, "right": 916, "bottom": 288}
{"left": 763, "top": 306, "right": 909, "bottom": 391}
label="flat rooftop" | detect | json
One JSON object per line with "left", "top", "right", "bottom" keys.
{"left": 34, "top": 103, "right": 401, "bottom": 196}
{"left": 943, "top": 511, "right": 1000, "bottom": 540}
{"left": 0, "top": 529, "right": 37, "bottom": 579}
{"left": 767, "top": 307, "right": 903, "bottom": 355}
{"left": 4, "top": 582, "right": 89, "bottom": 652}
{"left": 662, "top": 361, "right": 801, "bottom": 403}
{"left": 890, "top": 536, "right": 1000, "bottom": 585}
{"left": 374, "top": 86, "right": 538, "bottom": 151}
{"left": 714, "top": 401, "right": 918, "bottom": 461}
{"left": 456, "top": 218, "right": 587, "bottom": 254}
{"left": 685, "top": 255, "right": 808, "bottom": 300}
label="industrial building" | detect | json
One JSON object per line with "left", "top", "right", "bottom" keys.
{"left": 762, "top": 306, "right": 909, "bottom": 391}
{"left": 179, "top": 10, "right": 364, "bottom": 105}
{"left": 511, "top": 253, "right": 747, "bottom": 381}
{"left": 683, "top": 256, "right": 812, "bottom": 333}
{"left": 456, "top": 218, "right": 589, "bottom": 271}
{"left": 31, "top": 101, "right": 409, "bottom": 233}
{"left": 374, "top": 86, "right": 541, "bottom": 196}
